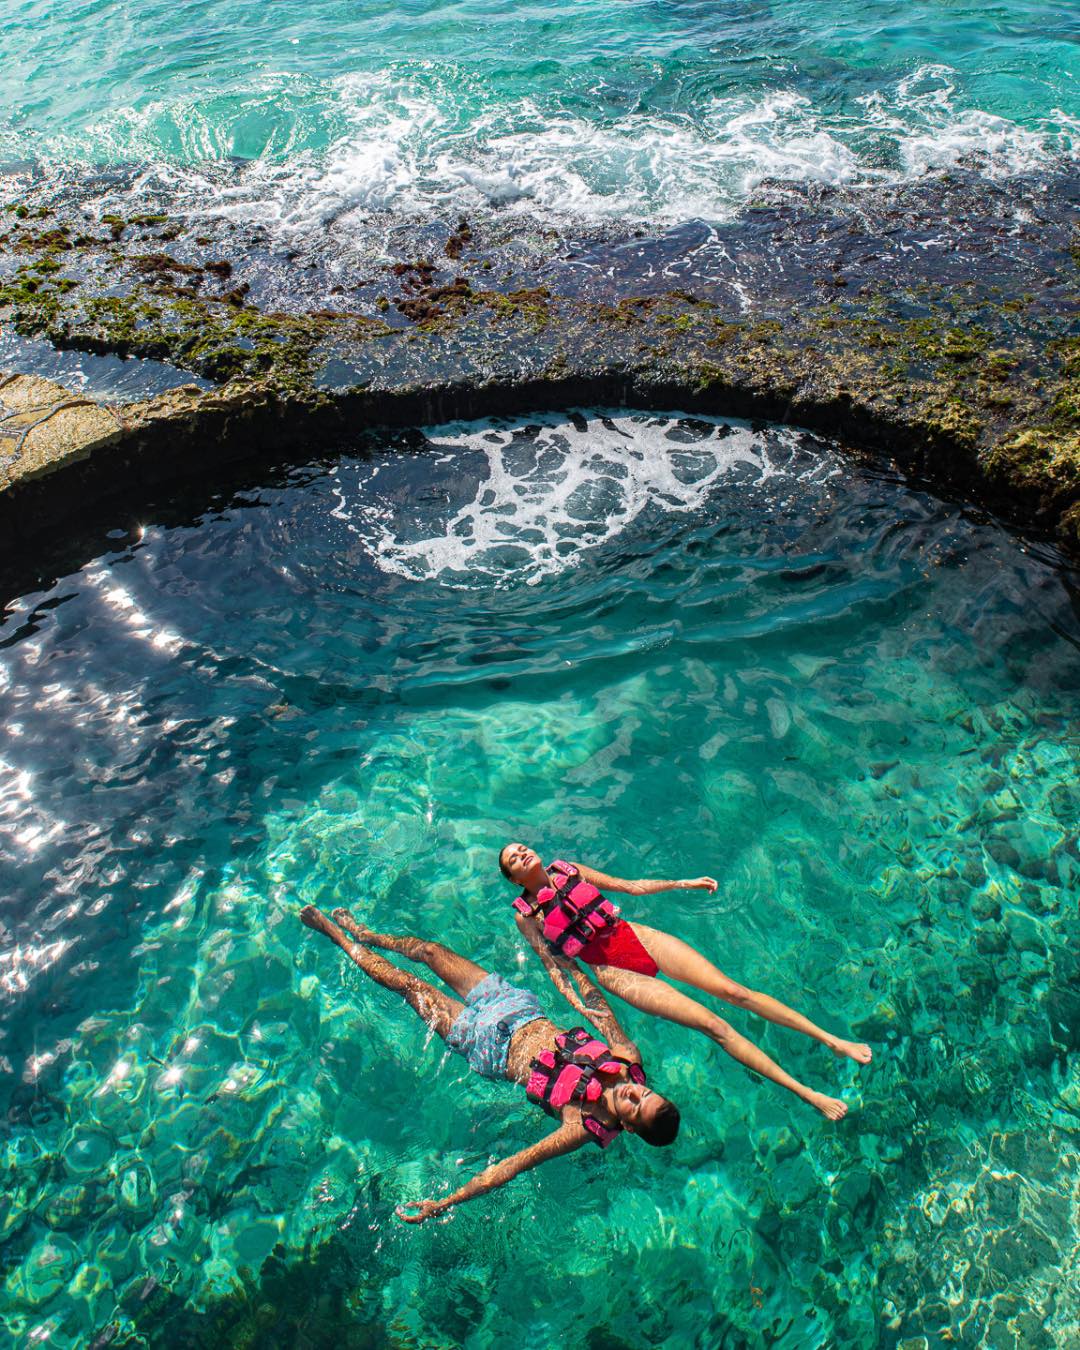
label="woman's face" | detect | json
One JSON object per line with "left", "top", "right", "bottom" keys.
{"left": 502, "top": 841, "right": 540, "bottom": 887}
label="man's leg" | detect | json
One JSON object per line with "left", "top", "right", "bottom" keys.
{"left": 593, "top": 962, "right": 850, "bottom": 1121}
{"left": 331, "top": 909, "right": 491, "bottom": 1001}
{"left": 631, "top": 922, "right": 872, "bottom": 1065}
{"left": 300, "top": 905, "right": 463, "bottom": 1038}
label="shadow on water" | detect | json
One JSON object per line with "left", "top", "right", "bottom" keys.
{"left": 100, "top": 1190, "right": 762, "bottom": 1348}
{"left": 95, "top": 1235, "right": 391, "bottom": 1349}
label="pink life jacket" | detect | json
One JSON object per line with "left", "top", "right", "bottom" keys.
{"left": 526, "top": 1026, "right": 647, "bottom": 1147}
{"left": 512, "top": 860, "right": 620, "bottom": 958}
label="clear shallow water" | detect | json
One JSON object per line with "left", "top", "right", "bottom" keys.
{"left": 1, "top": 412, "right": 1078, "bottom": 1347}
{"left": 2, "top": 1, "right": 1078, "bottom": 232}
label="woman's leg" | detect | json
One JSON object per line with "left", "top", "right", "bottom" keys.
{"left": 593, "top": 962, "right": 849, "bottom": 1120}
{"left": 630, "top": 922, "right": 872, "bottom": 1065}
{"left": 300, "top": 905, "right": 463, "bottom": 1038}
{"left": 331, "top": 908, "right": 491, "bottom": 1001}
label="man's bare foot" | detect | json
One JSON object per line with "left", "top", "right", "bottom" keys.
{"left": 830, "top": 1038, "right": 873, "bottom": 1065}
{"left": 806, "top": 1091, "right": 849, "bottom": 1121}
{"left": 331, "top": 908, "right": 376, "bottom": 943}
{"left": 299, "top": 904, "right": 335, "bottom": 936}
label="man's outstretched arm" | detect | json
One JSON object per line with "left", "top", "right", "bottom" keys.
{"left": 516, "top": 913, "right": 641, "bottom": 1058}
{"left": 515, "top": 914, "right": 636, "bottom": 1052}
{"left": 397, "top": 1124, "right": 585, "bottom": 1223}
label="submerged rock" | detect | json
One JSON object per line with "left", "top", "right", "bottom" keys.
{"left": 5, "top": 1234, "right": 78, "bottom": 1308}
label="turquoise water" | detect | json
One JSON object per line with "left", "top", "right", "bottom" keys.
{"left": 2, "top": 1, "right": 1078, "bottom": 229}
{"left": 1, "top": 413, "right": 1078, "bottom": 1347}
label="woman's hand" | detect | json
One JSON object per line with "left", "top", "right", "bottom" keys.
{"left": 396, "top": 1199, "right": 445, "bottom": 1224}
{"left": 684, "top": 876, "right": 717, "bottom": 893}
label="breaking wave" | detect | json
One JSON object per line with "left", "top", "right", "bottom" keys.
{"left": 6, "top": 64, "right": 1078, "bottom": 240}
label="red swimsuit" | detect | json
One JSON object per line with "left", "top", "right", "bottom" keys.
{"left": 576, "top": 918, "right": 659, "bottom": 978}
{"left": 527, "top": 859, "right": 659, "bottom": 977}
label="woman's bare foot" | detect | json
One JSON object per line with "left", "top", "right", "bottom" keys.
{"left": 830, "top": 1038, "right": 873, "bottom": 1065}
{"left": 331, "top": 908, "right": 376, "bottom": 943}
{"left": 806, "top": 1090, "right": 849, "bottom": 1121}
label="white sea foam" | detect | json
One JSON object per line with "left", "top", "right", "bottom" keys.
{"left": 332, "top": 413, "right": 837, "bottom": 585}
{"left": 859, "top": 65, "right": 1076, "bottom": 180}
{"left": 184, "top": 78, "right": 881, "bottom": 236}
{"left": 9, "top": 64, "right": 1077, "bottom": 242}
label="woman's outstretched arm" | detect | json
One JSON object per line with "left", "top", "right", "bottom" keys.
{"left": 515, "top": 914, "right": 592, "bottom": 1020}
{"left": 515, "top": 916, "right": 637, "bottom": 1054}
{"left": 573, "top": 862, "right": 717, "bottom": 897}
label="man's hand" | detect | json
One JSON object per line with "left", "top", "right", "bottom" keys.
{"left": 396, "top": 1199, "right": 444, "bottom": 1224}
{"left": 685, "top": 876, "right": 717, "bottom": 893}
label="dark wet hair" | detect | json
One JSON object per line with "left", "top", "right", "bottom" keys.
{"left": 637, "top": 1099, "right": 680, "bottom": 1148}
{"left": 498, "top": 845, "right": 513, "bottom": 881}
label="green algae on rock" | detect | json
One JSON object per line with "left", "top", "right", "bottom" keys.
{"left": 0, "top": 187, "right": 1078, "bottom": 557}
{"left": 984, "top": 334, "right": 1080, "bottom": 547}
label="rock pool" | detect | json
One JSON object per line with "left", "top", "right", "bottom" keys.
{"left": 1, "top": 412, "right": 1077, "bottom": 1347}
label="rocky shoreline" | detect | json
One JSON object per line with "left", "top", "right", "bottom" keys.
{"left": 1, "top": 166, "right": 1078, "bottom": 580}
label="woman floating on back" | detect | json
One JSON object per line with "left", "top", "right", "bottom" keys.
{"left": 500, "top": 843, "right": 872, "bottom": 1121}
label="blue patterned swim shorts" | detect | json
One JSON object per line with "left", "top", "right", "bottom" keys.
{"left": 446, "top": 973, "right": 545, "bottom": 1079}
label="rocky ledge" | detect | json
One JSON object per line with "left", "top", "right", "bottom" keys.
{"left": 1, "top": 167, "right": 1078, "bottom": 572}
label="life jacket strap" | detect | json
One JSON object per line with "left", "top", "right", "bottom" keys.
{"left": 582, "top": 1114, "right": 620, "bottom": 1148}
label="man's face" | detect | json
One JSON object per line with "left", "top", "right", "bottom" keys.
{"left": 613, "top": 1078, "right": 663, "bottom": 1133}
